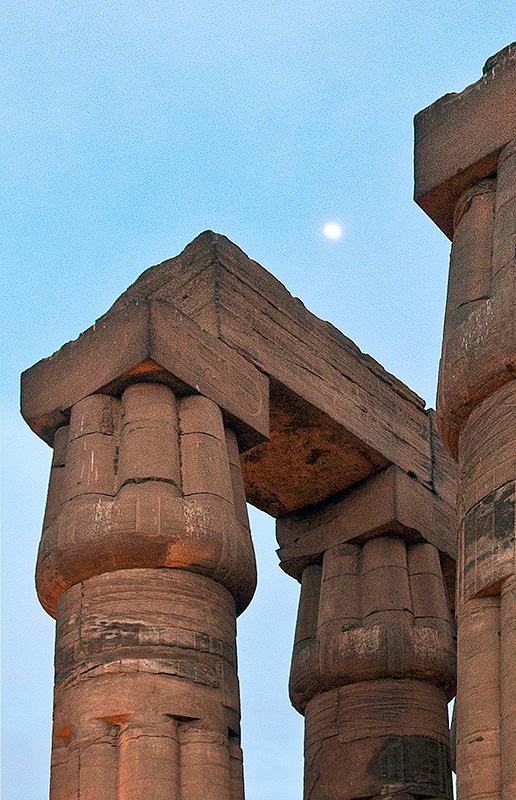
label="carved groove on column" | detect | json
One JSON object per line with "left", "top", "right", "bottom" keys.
{"left": 456, "top": 595, "right": 502, "bottom": 800}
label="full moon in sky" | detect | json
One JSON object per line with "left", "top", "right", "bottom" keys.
{"left": 322, "top": 221, "right": 343, "bottom": 240}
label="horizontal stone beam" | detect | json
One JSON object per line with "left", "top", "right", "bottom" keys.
{"left": 414, "top": 42, "right": 516, "bottom": 238}
{"left": 22, "top": 232, "right": 457, "bottom": 527}
{"left": 21, "top": 299, "right": 269, "bottom": 452}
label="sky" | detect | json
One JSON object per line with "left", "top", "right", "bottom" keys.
{"left": 2, "top": 2, "right": 514, "bottom": 798}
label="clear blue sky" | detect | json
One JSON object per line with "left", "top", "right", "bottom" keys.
{"left": 2, "top": 2, "right": 514, "bottom": 797}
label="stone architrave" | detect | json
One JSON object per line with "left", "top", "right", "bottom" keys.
{"left": 415, "top": 42, "right": 516, "bottom": 800}
{"left": 22, "top": 232, "right": 458, "bottom": 798}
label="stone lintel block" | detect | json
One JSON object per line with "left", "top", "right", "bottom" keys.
{"left": 414, "top": 42, "right": 516, "bottom": 238}
{"left": 107, "top": 232, "right": 457, "bottom": 516}
{"left": 21, "top": 299, "right": 269, "bottom": 452}
{"left": 276, "top": 464, "right": 456, "bottom": 580}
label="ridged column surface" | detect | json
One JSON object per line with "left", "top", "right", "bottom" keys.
{"left": 37, "top": 384, "right": 256, "bottom": 799}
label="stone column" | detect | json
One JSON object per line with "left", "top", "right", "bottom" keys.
{"left": 277, "top": 467, "right": 457, "bottom": 799}
{"left": 436, "top": 139, "right": 516, "bottom": 800}
{"left": 414, "top": 44, "right": 516, "bottom": 799}
{"left": 37, "top": 385, "right": 257, "bottom": 800}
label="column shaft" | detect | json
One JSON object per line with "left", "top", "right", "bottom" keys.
{"left": 501, "top": 577, "right": 516, "bottom": 799}
{"left": 438, "top": 138, "right": 516, "bottom": 798}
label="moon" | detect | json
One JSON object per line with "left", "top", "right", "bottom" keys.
{"left": 322, "top": 221, "right": 343, "bottom": 240}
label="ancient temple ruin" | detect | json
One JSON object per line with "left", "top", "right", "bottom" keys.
{"left": 21, "top": 44, "right": 516, "bottom": 799}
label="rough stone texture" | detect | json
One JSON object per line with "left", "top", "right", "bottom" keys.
{"left": 417, "top": 43, "right": 516, "bottom": 800}
{"left": 23, "top": 227, "right": 458, "bottom": 794}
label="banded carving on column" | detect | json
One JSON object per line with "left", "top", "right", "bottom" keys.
{"left": 277, "top": 466, "right": 457, "bottom": 799}
{"left": 415, "top": 44, "right": 516, "bottom": 800}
